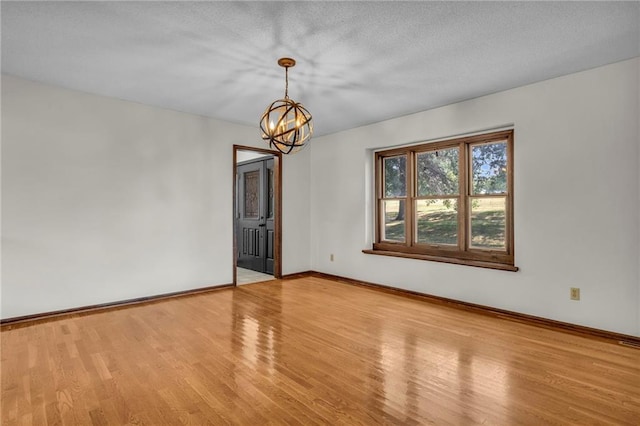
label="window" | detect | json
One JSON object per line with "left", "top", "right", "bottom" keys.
{"left": 368, "top": 130, "right": 516, "bottom": 271}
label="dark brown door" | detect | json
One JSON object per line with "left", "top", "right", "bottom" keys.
{"left": 236, "top": 157, "right": 274, "bottom": 274}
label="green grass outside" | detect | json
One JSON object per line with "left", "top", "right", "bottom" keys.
{"left": 384, "top": 200, "right": 505, "bottom": 248}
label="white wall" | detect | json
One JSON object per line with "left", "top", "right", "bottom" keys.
{"left": 311, "top": 58, "right": 640, "bottom": 336}
{"left": 236, "top": 150, "right": 271, "bottom": 163}
{"left": 637, "top": 59, "right": 640, "bottom": 337}
{"left": 1, "top": 75, "right": 311, "bottom": 319}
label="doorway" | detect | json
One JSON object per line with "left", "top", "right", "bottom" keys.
{"left": 233, "top": 145, "right": 282, "bottom": 285}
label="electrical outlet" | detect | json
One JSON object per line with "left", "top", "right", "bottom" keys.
{"left": 330, "top": 254, "right": 334, "bottom": 262}
{"left": 570, "top": 287, "right": 580, "bottom": 301}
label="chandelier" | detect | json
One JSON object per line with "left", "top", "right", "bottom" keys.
{"left": 260, "top": 57, "right": 313, "bottom": 155}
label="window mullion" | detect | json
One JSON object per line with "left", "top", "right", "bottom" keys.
{"left": 375, "top": 154, "right": 382, "bottom": 243}
{"left": 407, "top": 151, "right": 415, "bottom": 248}
{"left": 459, "top": 142, "right": 468, "bottom": 252}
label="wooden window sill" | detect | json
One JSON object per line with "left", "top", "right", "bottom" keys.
{"left": 362, "top": 249, "right": 519, "bottom": 272}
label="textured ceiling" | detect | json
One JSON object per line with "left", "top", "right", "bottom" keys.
{"left": 2, "top": 1, "right": 639, "bottom": 136}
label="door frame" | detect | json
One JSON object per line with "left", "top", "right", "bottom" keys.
{"left": 233, "top": 145, "right": 282, "bottom": 285}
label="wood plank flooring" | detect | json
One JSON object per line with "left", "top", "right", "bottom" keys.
{"left": 2, "top": 276, "right": 639, "bottom": 425}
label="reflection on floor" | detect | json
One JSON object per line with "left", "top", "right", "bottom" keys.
{"left": 236, "top": 267, "right": 274, "bottom": 285}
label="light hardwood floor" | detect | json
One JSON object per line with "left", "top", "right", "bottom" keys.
{"left": 2, "top": 276, "right": 639, "bottom": 425}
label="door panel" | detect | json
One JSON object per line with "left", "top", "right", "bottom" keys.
{"left": 237, "top": 160, "right": 265, "bottom": 272}
{"left": 236, "top": 157, "right": 274, "bottom": 274}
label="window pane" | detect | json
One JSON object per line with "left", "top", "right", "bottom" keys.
{"left": 471, "top": 142, "right": 507, "bottom": 194}
{"left": 383, "top": 200, "right": 405, "bottom": 242}
{"left": 384, "top": 156, "right": 406, "bottom": 197}
{"left": 417, "top": 148, "right": 459, "bottom": 196}
{"left": 416, "top": 199, "right": 458, "bottom": 245}
{"left": 244, "top": 170, "right": 260, "bottom": 219}
{"left": 470, "top": 197, "right": 506, "bottom": 249}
